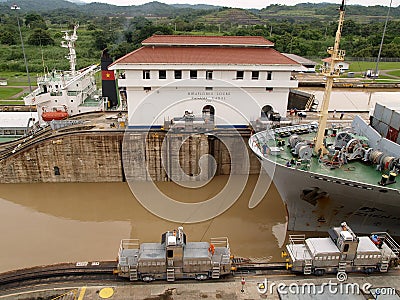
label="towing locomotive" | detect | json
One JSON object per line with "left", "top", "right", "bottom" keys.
{"left": 116, "top": 227, "right": 232, "bottom": 282}
{"left": 283, "top": 222, "right": 399, "bottom": 276}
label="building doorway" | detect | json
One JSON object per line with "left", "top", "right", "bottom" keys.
{"left": 202, "top": 105, "right": 215, "bottom": 123}
{"left": 261, "top": 105, "right": 273, "bottom": 119}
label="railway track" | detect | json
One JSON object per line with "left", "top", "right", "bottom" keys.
{"left": 0, "top": 261, "right": 119, "bottom": 295}
{"left": 0, "top": 261, "right": 398, "bottom": 297}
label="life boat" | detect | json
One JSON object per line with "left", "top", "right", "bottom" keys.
{"left": 42, "top": 106, "right": 69, "bottom": 121}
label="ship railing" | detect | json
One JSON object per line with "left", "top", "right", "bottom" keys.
{"left": 288, "top": 234, "right": 306, "bottom": 250}
{"left": 119, "top": 239, "right": 140, "bottom": 252}
{"left": 371, "top": 232, "right": 400, "bottom": 257}
{"left": 210, "top": 237, "right": 229, "bottom": 249}
{"left": 289, "top": 234, "right": 306, "bottom": 245}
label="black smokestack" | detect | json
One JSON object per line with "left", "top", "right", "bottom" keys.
{"left": 101, "top": 48, "right": 118, "bottom": 108}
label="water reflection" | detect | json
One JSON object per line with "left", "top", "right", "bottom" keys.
{"left": 0, "top": 175, "right": 286, "bottom": 272}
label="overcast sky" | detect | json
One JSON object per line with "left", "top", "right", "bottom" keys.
{"left": 80, "top": 0, "right": 399, "bottom": 9}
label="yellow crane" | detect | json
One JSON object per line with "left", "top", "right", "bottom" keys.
{"left": 314, "top": 0, "right": 346, "bottom": 155}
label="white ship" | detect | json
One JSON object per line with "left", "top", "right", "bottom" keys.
{"left": 249, "top": 1, "right": 400, "bottom": 235}
{"left": 23, "top": 25, "right": 105, "bottom": 124}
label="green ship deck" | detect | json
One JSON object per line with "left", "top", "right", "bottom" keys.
{"left": 256, "top": 125, "right": 400, "bottom": 191}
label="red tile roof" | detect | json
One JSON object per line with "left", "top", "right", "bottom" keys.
{"left": 112, "top": 46, "right": 297, "bottom": 66}
{"left": 142, "top": 35, "right": 274, "bottom": 47}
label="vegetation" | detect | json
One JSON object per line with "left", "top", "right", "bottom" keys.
{"left": 0, "top": 0, "right": 399, "bottom": 76}
{"left": 0, "top": 87, "right": 23, "bottom": 100}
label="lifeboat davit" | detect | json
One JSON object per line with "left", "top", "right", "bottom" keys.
{"left": 42, "top": 106, "right": 69, "bottom": 121}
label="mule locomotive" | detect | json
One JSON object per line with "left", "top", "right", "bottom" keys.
{"left": 282, "top": 222, "right": 399, "bottom": 277}
{"left": 116, "top": 227, "right": 232, "bottom": 282}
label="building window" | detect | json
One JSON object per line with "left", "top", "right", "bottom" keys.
{"left": 175, "top": 70, "right": 182, "bottom": 79}
{"left": 190, "top": 70, "right": 197, "bottom": 79}
{"left": 267, "top": 71, "right": 272, "bottom": 80}
{"left": 205, "top": 87, "right": 213, "bottom": 91}
{"left": 252, "top": 71, "right": 259, "bottom": 80}
{"left": 206, "top": 70, "right": 213, "bottom": 80}
{"left": 236, "top": 71, "right": 244, "bottom": 80}
{"left": 143, "top": 70, "right": 150, "bottom": 79}
{"left": 159, "top": 70, "right": 166, "bottom": 79}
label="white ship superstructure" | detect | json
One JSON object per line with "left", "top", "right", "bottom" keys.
{"left": 24, "top": 25, "right": 105, "bottom": 124}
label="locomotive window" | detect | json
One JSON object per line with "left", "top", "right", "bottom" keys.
{"left": 167, "top": 250, "right": 173, "bottom": 258}
{"left": 343, "top": 244, "right": 349, "bottom": 252}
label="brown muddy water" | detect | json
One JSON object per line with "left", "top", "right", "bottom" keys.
{"left": 0, "top": 175, "right": 287, "bottom": 273}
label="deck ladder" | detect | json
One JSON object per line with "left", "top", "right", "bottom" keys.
{"left": 167, "top": 268, "right": 175, "bottom": 282}
{"left": 129, "top": 265, "right": 138, "bottom": 281}
{"left": 211, "top": 262, "right": 221, "bottom": 279}
{"left": 303, "top": 260, "right": 312, "bottom": 275}
{"left": 338, "top": 261, "right": 347, "bottom": 273}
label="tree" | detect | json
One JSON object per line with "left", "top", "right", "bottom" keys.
{"left": 28, "top": 29, "right": 54, "bottom": 46}
{"left": 0, "top": 29, "right": 16, "bottom": 45}
{"left": 25, "top": 13, "right": 48, "bottom": 30}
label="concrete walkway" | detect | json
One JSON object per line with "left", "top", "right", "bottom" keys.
{"left": 2, "top": 270, "right": 399, "bottom": 300}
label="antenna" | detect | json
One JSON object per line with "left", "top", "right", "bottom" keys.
{"left": 61, "top": 24, "right": 79, "bottom": 75}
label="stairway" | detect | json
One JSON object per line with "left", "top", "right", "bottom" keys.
{"left": 211, "top": 262, "right": 221, "bottom": 279}
{"left": 167, "top": 268, "right": 175, "bottom": 282}
{"left": 338, "top": 261, "right": 347, "bottom": 273}
{"left": 380, "top": 260, "right": 389, "bottom": 272}
{"left": 305, "top": 94, "right": 317, "bottom": 111}
{"left": 129, "top": 265, "right": 138, "bottom": 281}
{"left": 303, "top": 260, "right": 312, "bottom": 275}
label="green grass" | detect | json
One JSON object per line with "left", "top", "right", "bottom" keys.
{"left": 386, "top": 69, "right": 400, "bottom": 77}
{"left": 348, "top": 61, "right": 400, "bottom": 73}
{"left": 0, "top": 72, "right": 37, "bottom": 86}
{"left": 0, "top": 100, "right": 25, "bottom": 105}
{"left": 0, "top": 87, "right": 23, "bottom": 100}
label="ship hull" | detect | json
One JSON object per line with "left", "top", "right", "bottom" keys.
{"left": 260, "top": 157, "right": 400, "bottom": 235}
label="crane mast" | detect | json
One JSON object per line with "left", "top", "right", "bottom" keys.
{"left": 314, "top": 0, "right": 346, "bottom": 155}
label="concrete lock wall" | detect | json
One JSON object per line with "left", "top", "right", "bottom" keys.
{"left": 0, "top": 131, "right": 260, "bottom": 183}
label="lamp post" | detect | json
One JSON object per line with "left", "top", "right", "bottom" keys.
{"left": 11, "top": 4, "right": 32, "bottom": 92}
{"left": 374, "top": 0, "right": 392, "bottom": 79}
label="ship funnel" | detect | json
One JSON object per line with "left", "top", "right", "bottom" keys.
{"left": 101, "top": 48, "right": 118, "bottom": 108}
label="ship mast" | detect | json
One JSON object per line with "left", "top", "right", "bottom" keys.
{"left": 61, "top": 24, "right": 79, "bottom": 76}
{"left": 314, "top": 0, "right": 346, "bottom": 154}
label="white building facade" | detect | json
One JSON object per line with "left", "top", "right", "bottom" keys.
{"left": 109, "top": 35, "right": 301, "bottom": 128}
